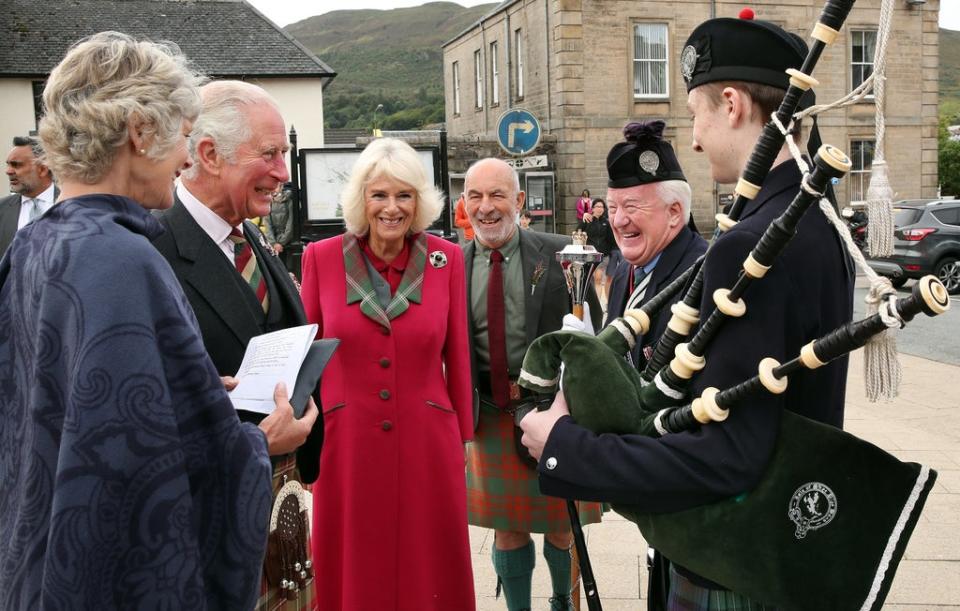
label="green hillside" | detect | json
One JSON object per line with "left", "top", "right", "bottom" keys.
{"left": 942, "top": 28, "right": 960, "bottom": 111}
{"left": 286, "top": 2, "right": 496, "bottom": 129}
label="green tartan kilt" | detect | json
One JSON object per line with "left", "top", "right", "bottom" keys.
{"left": 255, "top": 455, "right": 317, "bottom": 611}
{"left": 466, "top": 402, "right": 603, "bottom": 533}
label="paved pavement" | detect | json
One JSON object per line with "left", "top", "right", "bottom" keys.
{"left": 471, "top": 348, "right": 960, "bottom": 610}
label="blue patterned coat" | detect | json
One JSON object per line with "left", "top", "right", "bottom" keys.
{"left": 0, "top": 195, "right": 273, "bottom": 610}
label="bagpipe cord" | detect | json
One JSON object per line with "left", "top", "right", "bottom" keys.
{"left": 771, "top": 110, "right": 903, "bottom": 402}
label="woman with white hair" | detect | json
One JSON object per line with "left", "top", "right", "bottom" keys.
{"left": 300, "top": 138, "right": 475, "bottom": 610}
{"left": 0, "top": 32, "right": 315, "bottom": 609}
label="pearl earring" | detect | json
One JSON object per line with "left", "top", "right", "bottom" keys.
{"left": 139, "top": 149, "right": 146, "bottom": 155}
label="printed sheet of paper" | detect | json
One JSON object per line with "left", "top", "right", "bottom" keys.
{"left": 229, "top": 324, "right": 318, "bottom": 414}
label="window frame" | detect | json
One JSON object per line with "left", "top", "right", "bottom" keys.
{"left": 452, "top": 61, "right": 461, "bottom": 116}
{"left": 515, "top": 28, "right": 525, "bottom": 100}
{"left": 850, "top": 29, "right": 877, "bottom": 99}
{"left": 849, "top": 139, "right": 875, "bottom": 205}
{"left": 632, "top": 22, "right": 670, "bottom": 100}
{"left": 490, "top": 41, "right": 500, "bottom": 106}
{"left": 474, "top": 49, "right": 484, "bottom": 109}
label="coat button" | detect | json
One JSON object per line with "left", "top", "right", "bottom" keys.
{"left": 381, "top": 420, "right": 393, "bottom": 431}
{"left": 379, "top": 357, "right": 391, "bottom": 368}
{"left": 379, "top": 389, "right": 391, "bottom": 400}
{"left": 545, "top": 457, "right": 558, "bottom": 470}
{"left": 380, "top": 326, "right": 390, "bottom": 335}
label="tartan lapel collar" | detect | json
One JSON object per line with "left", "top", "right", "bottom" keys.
{"left": 385, "top": 231, "right": 426, "bottom": 319}
{"left": 343, "top": 232, "right": 427, "bottom": 330}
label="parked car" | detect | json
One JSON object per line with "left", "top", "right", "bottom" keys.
{"left": 867, "top": 198, "right": 960, "bottom": 294}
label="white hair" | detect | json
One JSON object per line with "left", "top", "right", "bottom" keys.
{"left": 653, "top": 180, "right": 692, "bottom": 223}
{"left": 181, "top": 80, "right": 277, "bottom": 179}
{"left": 341, "top": 138, "right": 444, "bottom": 236}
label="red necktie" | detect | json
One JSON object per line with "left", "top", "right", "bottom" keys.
{"left": 487, "top": 249, "right": 511, "bottom": 409}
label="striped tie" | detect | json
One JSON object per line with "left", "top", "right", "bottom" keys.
{"left": 228, "top": 228, "right": 270, "bottom": 313}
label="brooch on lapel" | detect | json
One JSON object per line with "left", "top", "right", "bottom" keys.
{"left": 530, "top": 260, "right": 546, "bottom": 295}
{"left": 256, "top": 230, "right": 278, "bottom": 257}
{"left": 429, "top": 250, "right": 448, "bottom": 268}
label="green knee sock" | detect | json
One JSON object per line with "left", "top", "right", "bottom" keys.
{"left": 542, "top": 538, "right": 574, "bottom": 608}
{"left": 491, "top": 540, "right": 535, "bottom": 611}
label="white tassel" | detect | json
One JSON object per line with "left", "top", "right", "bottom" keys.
{"left": 865, "top": 160, "right": 895, "bottom": 257}
{"left": 862, "top": 281, "right": 903, "bottom": 402}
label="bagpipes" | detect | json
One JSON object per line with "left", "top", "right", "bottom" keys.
{"left": 511, "top": 0, "right": 952, "bottom": 605}
{"left": 518, "top": 276, "right": 948, "bottom": 610}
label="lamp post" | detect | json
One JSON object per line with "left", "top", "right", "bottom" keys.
{"left": 372, "top": 103, "right": 384, "bottom": 137}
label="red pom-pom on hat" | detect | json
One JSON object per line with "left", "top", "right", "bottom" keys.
{"left": 739, "top": 7, "right": 755, "bottom": 19}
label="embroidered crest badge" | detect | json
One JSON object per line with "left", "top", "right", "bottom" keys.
{"left": 638, "top": 150, "right": 660, "bottom": 174}
{"left": 429, "top": 250, "right": 448, "bottom": 268}
{"left": 787, "top": 482, "right": 838, "bottom": 539}
{"left": 681, "top": 45, "right": 698, "bottom": 83}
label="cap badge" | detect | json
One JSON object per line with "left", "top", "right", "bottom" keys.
{"left": 638, "top": 150, "right": 660, "bottom": 174}
{"left": 681, "top": 45, "right": 698, "bottom": 82}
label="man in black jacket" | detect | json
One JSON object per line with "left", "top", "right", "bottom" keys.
{"left": 520, "top": 13, "right": 853, "bottom": 610}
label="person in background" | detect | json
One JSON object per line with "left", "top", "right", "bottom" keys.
{"left": 0, "top": 31, "right": 314, "bottom": 610}
{"left": 456, "top": 194, "right": 475, "bottom": 240}
{"left": 519, "top": 209, "right": 533, "bottom": 229}
{"left": 263, "top": 183, "right": 296, "bottom": 267}
{"left": 577, "top": 197, "right": 615, "bottom": 306}
{"left": 462, "top": 158, "right": 602, "bottom": 611}
{"left": 1, "top": 136, "right": 58, "bottom": 255}
{"left": 575, "top": 188, "right": 592, "bottom": 222}
{"left": 300, "top": 137, "right": 475, "bottom": 610}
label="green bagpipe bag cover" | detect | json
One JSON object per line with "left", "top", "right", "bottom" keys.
{"left": 620, "top": 411, "right": 936, "bottom": 611}
{"left": 519, "top": 328, "right": 938, "bottom": 610}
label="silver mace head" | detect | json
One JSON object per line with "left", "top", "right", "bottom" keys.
{"left": 556, "top": 230, "right": 603, "bottom": 307}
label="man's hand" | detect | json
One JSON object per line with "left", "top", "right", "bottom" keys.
{"left": 560, "top": 302, "right": 595, "bottom": 335}
{"left": 258, "top": 382, "right": 319, "bottom": 455}
{"left": 519, "top": 391, "right": 570, "bottom": 461}
{"left": 221, "top": 376, "right": 239, "bottom": 391}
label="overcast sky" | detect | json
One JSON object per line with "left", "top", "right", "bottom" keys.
{"left": 248, "top": 1, "right": 959, "bottom": 30}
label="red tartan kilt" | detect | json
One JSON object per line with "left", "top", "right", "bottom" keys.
{"left": 256, "top": 455, "right": 317, "bottom": 611}
{"left": 466, "top": 405, "right": 602, "bottom": 533}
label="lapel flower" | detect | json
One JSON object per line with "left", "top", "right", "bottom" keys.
{"left": 530, "top": 260, "right": 546, "bottom": 295}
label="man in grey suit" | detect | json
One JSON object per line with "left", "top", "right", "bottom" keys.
{"left": 462, "top": 158, "right": 602, "bottom": 611}
{"left": 1, "top": 136, "right": 56, "bottom": 255}
{"left": 152, "top": 80, "right": 318, "bottom": 611}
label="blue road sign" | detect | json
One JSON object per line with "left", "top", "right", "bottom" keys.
{"left": 496, "top": 109, "right": 541, "bottom": 156}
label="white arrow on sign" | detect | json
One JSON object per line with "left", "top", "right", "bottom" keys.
{"left": 507, "top": 120, "right": 535, "bottom": 148}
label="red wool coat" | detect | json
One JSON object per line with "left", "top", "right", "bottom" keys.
{"left": 300, "top": 232, "right": 475, "bottom": 611}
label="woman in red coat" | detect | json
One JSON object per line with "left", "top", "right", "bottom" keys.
{"left": 300, "top": 138, "right": 475, "bottom": 610}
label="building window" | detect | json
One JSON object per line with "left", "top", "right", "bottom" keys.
{"left": 490, "top": 41, "right": 500, "bottom": 106}
{"left": 32, "top": 80, "right": 46, "bottom": 129}
{"left": 515, "top": 28, "right": 524, "bottom": 99}
{"left": 849, "top": 139, "right": 874, "bottom": 203}
{"left": 452, "top": 61, "right": 461, "bottom": 115}
{"left": 474, "top": 49, "right": 484, "bottom": 108}
{"left": 851, "top": 30, "right": 877, "bottom": 94}
{"left": 633, "top": 23, "right": 669, "bottom": 98}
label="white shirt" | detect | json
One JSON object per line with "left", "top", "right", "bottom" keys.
{"left": 16, "top": 183, "right": 57, "bottom": 229}
{"left": 176, "top": 183, "right": 244, "bottom": 266}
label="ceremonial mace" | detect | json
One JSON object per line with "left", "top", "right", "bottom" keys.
{"left": 555, "top": 230, "right": 604, "bottom": 611}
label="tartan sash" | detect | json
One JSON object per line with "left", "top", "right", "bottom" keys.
{"left": 342, "top": 232, "right": 426, "bottom": 330}
{"left": 229, "top": 228, "right": 270, "bottom": 313}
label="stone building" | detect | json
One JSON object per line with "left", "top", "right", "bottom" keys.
{"left": 442, "top": 0, "right": 940, "bottom": 233}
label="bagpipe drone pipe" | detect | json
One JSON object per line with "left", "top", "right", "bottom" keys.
{"left": 517, "top": 269, "right": 949, "bottom": 610}
{"left": 639, "top": 0, "right": 858, "bottom": 387}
